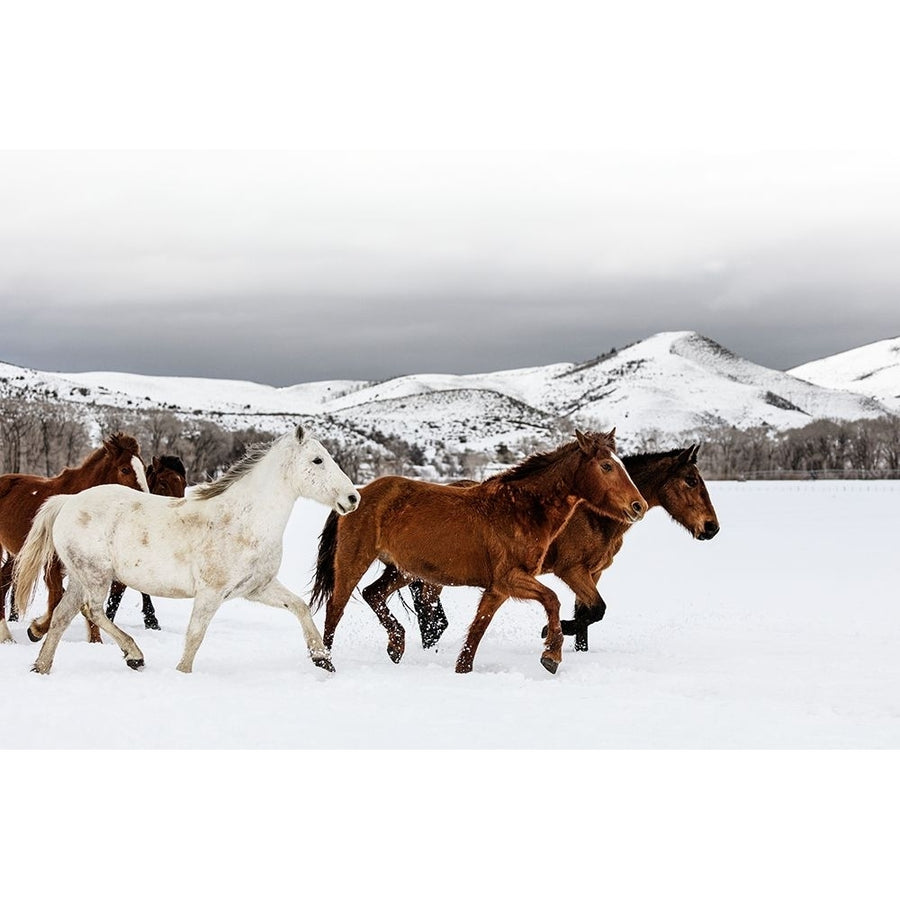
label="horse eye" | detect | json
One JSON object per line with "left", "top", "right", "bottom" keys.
{"left": 685, "top": 476, "right": 698, "bottom": 487}
{"left": 601, "top": 462, "right": 612, "bottom": 472}
{"left": 313, "top": 457, "right": 324, "bottom": 465}
{"left": 120, "top": 466, "right": 131, "bottom": 474}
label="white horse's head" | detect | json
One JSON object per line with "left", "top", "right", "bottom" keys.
{"left": 290, "top": 425, "right": 360, "bottom": 515}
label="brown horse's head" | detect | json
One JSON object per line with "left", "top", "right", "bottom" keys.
{"left": 147, "top": 455, "right": 188, "bottom": 498}
{"left": 573, "top": 429, "right": 647, "bottom": 525}
{"left": 657, "top": 444, "right": 720, "bottom": 540}
{"left": 101, "top": 432, "right": 149, "bottom": 493}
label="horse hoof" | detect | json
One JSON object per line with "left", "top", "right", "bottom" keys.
{"left": 313, "top": 656, "right": 335, "bottom": 673}
{"left": 540, "top": 656, "right": 560, "bottom": 675}
{"left": 126, "top": 658, "right": 145, "bottom": 670}
{"left": 27, "top": 626, "right": 42, "bottom": 643}
{"left": 387, "top": 644, "right": 404, "bottom": 664}
{"left": 30, "top": 665, "right": 49, "bottom": 675}
{"left": 144, "top": 620, "right": 161, "bottom": 631}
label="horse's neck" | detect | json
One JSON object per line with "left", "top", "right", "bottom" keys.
{"left": 507, "top": 464, "right": 583, "bottom": 539}
{"left": 214, "top": 448, "right": 298, "bottom": 530}
{"left": 50, "top": 452, "right": 110, "bottom": 491}
{"left": 625, "top": 458, "right": 667, "bottom": 510}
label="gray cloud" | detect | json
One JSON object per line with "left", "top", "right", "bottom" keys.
{"left": 2, "top": 150, "right": 898, "bottom": 384}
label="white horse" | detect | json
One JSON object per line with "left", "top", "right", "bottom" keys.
{"left": 14, "top": 425, "right": 360, "bottom": 675}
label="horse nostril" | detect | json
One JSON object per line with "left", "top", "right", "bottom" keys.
{"left": 704, "top": 521, "right": 719, "bottom": 538}
{"left": 348, "top": 494, "right": 360, "bottom": 507}
{"left": 631, "top": 501, "right": 644, "bottom": 516}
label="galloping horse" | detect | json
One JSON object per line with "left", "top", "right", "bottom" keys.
{"left": 0, "top": 433, "right": 148, "bottom": 644}
{"left": 106, "top": 455, "right": 188, "bottom": 630}
{"left": 372, "top": 444, "right": 719, "bottom": 653}
{"left": 310, "top": 429, "right": 646, "bottom": 674}
{"left": 14, "top": 425, "right": 359, "bottom": 675}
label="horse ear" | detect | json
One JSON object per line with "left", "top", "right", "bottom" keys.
{"left": 152, "top": 456, "right": 161, "bottom": 468}
{"left": 691, "top": 443, "right": 701, "bottom": 463}
{"left": 295, "top": 424, "right": 305, "bottom": 443}
{"left": 575, "top": 430, "right": 591, "bottom": 453}
{"left": 677, "top": 446, "right": 694, "bottom": 465}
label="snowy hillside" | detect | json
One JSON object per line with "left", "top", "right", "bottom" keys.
{"left": 789, "top": 336, "right": 900, "bottom": 412}
{"left": 2, "top": 331, "right": 894, "bottom": 462}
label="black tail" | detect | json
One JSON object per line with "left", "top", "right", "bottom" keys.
{"left": 310, "top": 511, "right": 339, "bottom": 612}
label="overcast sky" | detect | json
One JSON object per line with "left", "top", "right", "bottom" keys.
{"left": 2, "top": 2, "right": 899, "bottom": 385}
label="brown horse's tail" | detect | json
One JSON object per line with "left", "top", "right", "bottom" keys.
{"left": 309, "top": 511, "right": 339, "bottom": 612}
{"left": 13, "top": 495, "right": 68, "bottom": 617}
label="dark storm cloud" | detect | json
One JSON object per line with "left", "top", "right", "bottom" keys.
{"left": 1, "top": 150, "right": 899, "bottom": 384}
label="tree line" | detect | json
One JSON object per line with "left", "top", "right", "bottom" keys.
{"left": 2, "top": 396, "right": 898, "bottom": 482}
{"left": 636, "top": 416, "right": 900, "bottom": 480}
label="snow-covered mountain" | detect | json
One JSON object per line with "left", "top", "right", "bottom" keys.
{"left": 788, "top": 337, "right": 900, "bottom": 413}
{"left": 1, "top": 331, "right": 893, "bottom": 462}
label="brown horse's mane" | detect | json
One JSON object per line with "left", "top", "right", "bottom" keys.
{"left": 623, "top": 448, "right": 692, "bottom": 467}
{"left": 51, "top": 432, "right": 140, "bottom": 478}
{"left": 485, "top": 431, "right": 616, "bottom": 485}
{"left": 152, "top": 455, "right": 187, "bottom": 479}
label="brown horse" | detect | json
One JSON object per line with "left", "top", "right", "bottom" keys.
{"left": 0, "top": 433, "right": 148, "bottom": 644}
{"left": 310, "top": 429, "right": 647, "bottom": 674}
{"left": 106, "top": 455, "right": 188, "bottom": 630}
{"left": 378, "top": 445, "right": 719, "bottom": 653}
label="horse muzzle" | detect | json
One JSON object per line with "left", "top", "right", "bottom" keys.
{"left": 624, "top": 500, "right": 646, "bottom": 523}
{"left": 335, "top": 492, "right": 361, "bottom": 516}
{"left": 696, "top": 520, "right": 720, "bottom": 541}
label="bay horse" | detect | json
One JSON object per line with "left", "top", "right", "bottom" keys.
{"left": 310, "top": 429, "right": 647, "bottom": 674}
{"left": 106, "top": 455, "right": 188, "bottom": 631}
{"left": 0, "top": 433, "right": 148, "bottom": 645}
{"left": 371, "top": 445, "right": 719, "bottom": 654}
{"left": 14, "top": 425, "right": 359, "bottom": 675}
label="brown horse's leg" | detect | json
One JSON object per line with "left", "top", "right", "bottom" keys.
{"left": 0, "top": 556, "right": 12, "bottom": 642}
{"left": 547, "top": 565, "right": 606, "bottom": 652}
{"left": 141, "top": 593, "right": 160, "bottom": 630}
{"left": 456, "top": 588, "right": 506, "bottom": 673}
{"left": 361, "top": 567, "right": 411, "bottom": 663}
{"left": 412, "top": 581, "right": 449, "bottom": 650}
{"left": 503, "top": 571, "right": 564, "bottom": 673}
{"left": 323, "top": 554, "right": 376, "bottom": 651}
{"left": 106, "top": 580, "right": 126, "bottom": 622}
{"left": 1, "top": 555, "right": 16, "bottom": 623}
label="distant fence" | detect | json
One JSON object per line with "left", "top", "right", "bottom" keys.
{"left": 737, "top": 469, "right": 900, "bottom": 481}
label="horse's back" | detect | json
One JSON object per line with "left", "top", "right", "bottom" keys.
{"left": 356, "top": 475, "right": 499, "bottom": 587}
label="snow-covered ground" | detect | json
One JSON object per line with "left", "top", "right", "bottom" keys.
{"left": 2, "top": 480, "right": 898, "bottom": 748}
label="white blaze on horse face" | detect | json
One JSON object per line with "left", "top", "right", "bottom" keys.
{"left": 610, "top": 451, "right": 645, "bottom": 519}
{"left": 293, "top": 435, "right": 359, "bottom": 515}
{"left": 132, "top": 457, "right": 150, "bottom": 493}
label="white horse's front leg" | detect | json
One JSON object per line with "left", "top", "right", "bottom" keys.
{"left": 177, "top": 591, "right": 224, "bottom": 673}
{"left": 247, "top": 578, "right": 334, "bottom": 672}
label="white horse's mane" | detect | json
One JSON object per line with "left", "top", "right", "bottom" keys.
{"left": 191, "top": 439, "right": 277, "bottom": 501}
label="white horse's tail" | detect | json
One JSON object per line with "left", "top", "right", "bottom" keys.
{"left": 13, "top": 495, "right": 68, "bottom": 617}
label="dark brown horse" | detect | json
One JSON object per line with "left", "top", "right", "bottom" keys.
{"left": 368, "top": 445, "right": 719, "bottom": 653}
{"left": 106, "top": 455, "right": 188, "bottom": 630}
{"left": 310, "top": 429, "right": 647, "bottom": 674}
{"left": 0, "top": 433, "right": 148, "bottom": 645}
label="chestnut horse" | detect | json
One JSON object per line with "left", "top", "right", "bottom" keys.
{"left": 373, "top": 445, "right": 719, "bottom": 653}
{"left": 310, "top": 429, "right": 647, "bottom": 674}
{"left": 0, "top": 433, "right": 148, "bottom": 644}
{"left": 106, "top": 455, "right": 188, "bottom": 631}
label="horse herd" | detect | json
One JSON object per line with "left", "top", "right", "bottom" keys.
{"left": 0, "top": 422, "right": 719, "bottom": 676}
